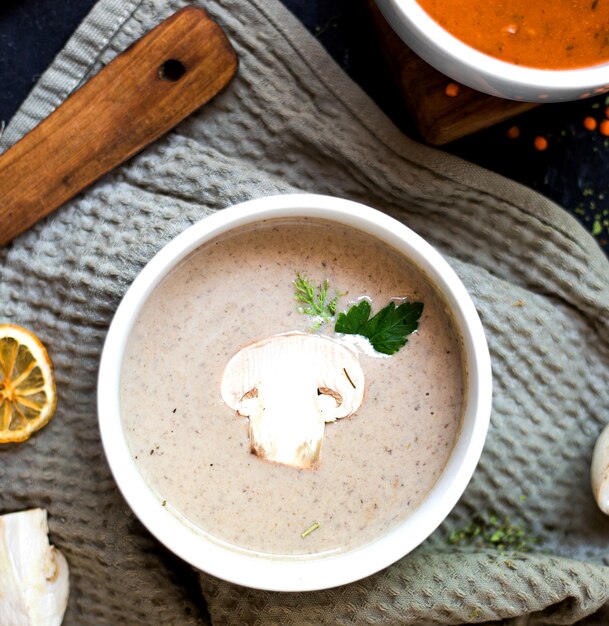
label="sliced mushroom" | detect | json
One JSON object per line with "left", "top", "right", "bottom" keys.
{"left": 0, "top": 508, "right": 69, "bottom": 626}
{"left": 591, "top": 423, "right": 609, "bottom": 515}
{"left": 221, "top": 333, "right": 365, "bottom": 469}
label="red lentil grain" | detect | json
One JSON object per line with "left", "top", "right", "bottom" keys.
{"left": 445, "top": 82, "right": 460, "bottom": 97}
{"left": 534, "top": 136, "right": 548, "bottom": 151}
{"left": 506, "top": 126, "right": 520, "bottom": 139}
{"left": 583, "top": 116, "right": 597, "bottom": 131}
{"left": 600, "top": 120, "right": 609, "bottom": 136}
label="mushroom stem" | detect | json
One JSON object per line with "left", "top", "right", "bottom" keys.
{"left": 248, "top": 377, "right": 324, "bottom": 468}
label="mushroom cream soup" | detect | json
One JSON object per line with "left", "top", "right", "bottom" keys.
{"left": 120, "top": 219, "right": 465, "bottom": 555}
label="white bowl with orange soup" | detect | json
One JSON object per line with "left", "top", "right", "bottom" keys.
{"left": 97, "top": 194, "right": 492, "bottom": 591}
{"left": 376, "top": 0, "right": 609, "bottom": 101}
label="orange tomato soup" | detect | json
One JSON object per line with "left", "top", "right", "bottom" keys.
{"left": 416, "top": 0, "right": 609, "bottom": 69}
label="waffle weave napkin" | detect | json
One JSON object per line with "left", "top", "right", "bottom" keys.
{"left": 1, "top": 0, "right": 608, "bottom": 624}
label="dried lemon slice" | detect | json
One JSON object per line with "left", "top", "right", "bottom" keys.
{"left": 0, "top": 324, "right": 57, "bottom": 443}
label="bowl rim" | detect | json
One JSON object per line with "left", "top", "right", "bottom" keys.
{"left": 97, "top": 193, "right": 493, "bottom": 591}
{"left": 385, "top": 0, "right": 609, "bottom": 94}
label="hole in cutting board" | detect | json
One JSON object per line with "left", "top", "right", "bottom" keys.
{"left": 158, "top": 59, "right": 186, "bottom": 82}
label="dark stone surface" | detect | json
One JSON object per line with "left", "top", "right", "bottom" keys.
{"left": 1, "top": 0, "right": 608, "bottom": 255}
{"left": 0, "top": 0, "right": 99, "bottom": 123}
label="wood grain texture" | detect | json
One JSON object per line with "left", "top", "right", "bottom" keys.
{"left": 0, "top": 7, "right": 238, "bottom": 246}
{"left": 368, "top": 1, "right": 537, "bottom": 145}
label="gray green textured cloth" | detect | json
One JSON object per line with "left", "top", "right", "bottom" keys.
{"left": 1, "top": 0, "right": 608, "bottom": 624}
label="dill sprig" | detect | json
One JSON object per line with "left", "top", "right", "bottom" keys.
{"left": 294, "top": 274, "right": 340, "bottom": 326}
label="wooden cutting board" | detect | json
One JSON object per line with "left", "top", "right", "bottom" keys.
{"left": 368, "top": 2, "right": 538, "bottom": 145}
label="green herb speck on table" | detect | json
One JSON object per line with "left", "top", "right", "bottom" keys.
{"left": 448, "top": 513, "right": 541, "bottom": 554}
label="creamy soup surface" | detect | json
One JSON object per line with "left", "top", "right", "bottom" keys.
{"left": 120, "top": 219, "right": 465, "bottom": 556}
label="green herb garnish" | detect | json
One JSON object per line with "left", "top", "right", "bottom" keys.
{"left": 294, "top": 274, "right": 341, "bottom": 326}
{"left": 301, "top": 521, "right": 320, "bottom": 538}
{"left": 335, "top": 299, "right": 423, "bottom": 355}
{"left": 447, "top": 514, "right": 540, "bottom": 554}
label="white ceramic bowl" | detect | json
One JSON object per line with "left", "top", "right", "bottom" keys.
{"left": 98, "top": 194, "right": 492, "bottom": 591}
{"left": 376, "top": 0, "right": 609, "bottom": 102}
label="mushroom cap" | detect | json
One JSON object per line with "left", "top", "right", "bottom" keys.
{"left": 221, "top": 333, "right": 365, "bottom": 422}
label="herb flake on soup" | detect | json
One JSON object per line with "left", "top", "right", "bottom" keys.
{"left": 120, "top": 219, "right": 465, "bottom": 556}
{"left": 416, "top": 0, "right": 609, "bottom": 69}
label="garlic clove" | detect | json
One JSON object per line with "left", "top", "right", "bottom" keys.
{"left": 591, "top": 424, "right": 609, "bottom": 515}
{"left": 0, "top": 508, "right": 69, "bottom": 626}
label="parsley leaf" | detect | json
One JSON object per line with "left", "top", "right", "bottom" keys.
{"left": 333, "top": 300, "right": 371, "bottom": 334}
{"left": 335, "top": 300, "right": 423, "bottom": 355}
